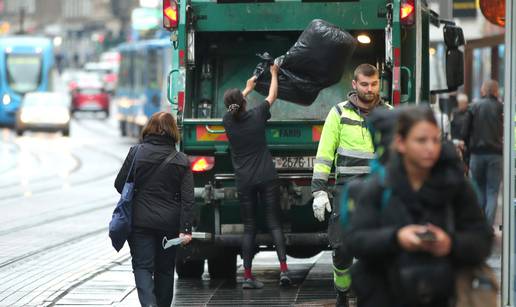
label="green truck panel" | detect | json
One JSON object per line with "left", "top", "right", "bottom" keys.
{"left": 192, "top": 2, "right": 387, "bottom": 32}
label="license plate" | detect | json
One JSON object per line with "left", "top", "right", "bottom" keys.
{"left": 274, "top": 156, "right": 315, "bottom": 170}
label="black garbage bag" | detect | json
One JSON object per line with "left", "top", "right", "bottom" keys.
{"left": 254, "top": 19, "right": 356, "bottom": 106}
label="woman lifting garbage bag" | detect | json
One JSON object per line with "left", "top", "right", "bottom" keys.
{"left": 114, "top": 112, "right": 194, "bottom": 307}
{"left": 222, "top": 64, "right": 291, "bottom": 289}
{"left": 348, "top": 106, "right": 493, "bottom": 307}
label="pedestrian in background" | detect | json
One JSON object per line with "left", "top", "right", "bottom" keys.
{"left": 349, "top": 106, "right": 492, "bottom": 307}
{"left": 451, "top": 94, "right": 470, "bottom": 171}
{"left": 451, "top": 93, "right": 469, "bottom": 141}
{"left": 461, "top": 80, "right": 503, "bottom": 226}
{"left": 311, "top": 64, "right": 391, "bottom": 306}
{"left": 115, "top": 112, "right": 194, "bottom": 307}
{"left": 222, "top": 64, "right": 291, "bottom": 289}
{"left": 431, "top": 102, "right": 451, "bottom": 140}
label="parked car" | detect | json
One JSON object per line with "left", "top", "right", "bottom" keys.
{"left": 15, "top": 92, "right": 71, "bottom": 136}
{"left": 84, "top": 62, "right": 118, "bottom": 93}
{"left": 71, "top": 81, "right": 110, "bottom": 117}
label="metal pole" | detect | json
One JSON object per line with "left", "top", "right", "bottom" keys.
{"left": 502, "top": 0, "right": 515, "bottom": 304}
{"left": 438, "top": 0, "right": 453, "bottom": 21}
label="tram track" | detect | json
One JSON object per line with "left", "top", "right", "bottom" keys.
{"left": 0, "top": 117, "right": 139, "bottom": 305}
{"left": 0, "top": 141, "right": 125, "bottom": 202}
{"left": 0, "top": 198, "right": 113, "bottom": 237}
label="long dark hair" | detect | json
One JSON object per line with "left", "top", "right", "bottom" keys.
{"left": 395, "top": 105, "right": 438, "bottom": 139}
{"left": 223, "top": 88, "right": 246, "bottom": 120}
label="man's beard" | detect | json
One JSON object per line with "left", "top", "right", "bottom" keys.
{"left": 357, "top": 90, "right": 378, "bottom": 104}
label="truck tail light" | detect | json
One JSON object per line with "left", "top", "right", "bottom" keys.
{"left": 163, "top": 0, "right": 178, "bottom": 30}
{"left": 189, "top": 156, "right": 215, "bottom": 172}
{"left": 400, "top": 0, "right": 415, "bottom": 26}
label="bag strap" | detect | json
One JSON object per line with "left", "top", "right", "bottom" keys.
{"left": 125, "top": 144, "right": 141, "bottom": 183}
{"left": 136, "top": 148, "right": 179, "bottom": 191}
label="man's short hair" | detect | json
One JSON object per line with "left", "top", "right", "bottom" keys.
{"left": 354, "top": 64, "right": 379, "bottom": 81}
{"left": 481, "top": 79, "right": 499, "bottom": 97}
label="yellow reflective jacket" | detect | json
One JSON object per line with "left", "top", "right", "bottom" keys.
{"left": 312, "top": 95, "right": 392, "bottom": 193}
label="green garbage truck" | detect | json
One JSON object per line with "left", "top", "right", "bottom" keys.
{"left": 161, "top": 0, "right": 465, "bottom": 279}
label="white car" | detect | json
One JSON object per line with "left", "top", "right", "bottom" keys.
{"left": 15, "top": 92, "right": 71, "bottom": 136}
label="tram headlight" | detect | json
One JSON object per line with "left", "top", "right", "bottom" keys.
{"left": 2, "top": 94, "right": 11, "bottom": 105}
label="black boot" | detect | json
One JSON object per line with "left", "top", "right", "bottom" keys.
{"left": 336, "top": 290, "right": 349, "bottom": 307}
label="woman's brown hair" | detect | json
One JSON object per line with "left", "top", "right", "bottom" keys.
{"left": 141, "top": 111, "right": 180, "bottom": 144}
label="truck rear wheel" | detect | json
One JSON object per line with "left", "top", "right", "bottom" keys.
{"left": 208, "top": 252, "right": 237, "bottom": 280}
{"left": 175, "top": 259, "right": 204, "bottom": 279}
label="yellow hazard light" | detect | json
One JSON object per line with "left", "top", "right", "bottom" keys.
{"left": 163, "top": 0, "right": 178, "bottom": 30}
{"left": 164, "top": 7, "right": 177, "bottom": 21}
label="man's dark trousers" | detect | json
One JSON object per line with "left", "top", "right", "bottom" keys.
{"left": 469, "top": 153, "right": 502, "bottom": 225}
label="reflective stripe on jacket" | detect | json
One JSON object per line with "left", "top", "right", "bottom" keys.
{"left": 312, "top": 99, "right": 392, "bottom": 193}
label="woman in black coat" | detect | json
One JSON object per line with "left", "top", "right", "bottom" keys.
{"left": 222, "top": 64, "right": 290, "bottom": 289}
{"left": 349, "top": 106, "right": 493, "bottom": 307}
{"left": 115, "top": 112, "right": 194, "bottom": 307}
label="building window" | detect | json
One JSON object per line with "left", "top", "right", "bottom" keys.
{"left": 64, "top": 0, "right": 92, "bottom": 18}
{"left": 6, "top": 0, "right": 35, "bottom": 15}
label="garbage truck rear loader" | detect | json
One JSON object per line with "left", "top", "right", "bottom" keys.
{"left": 162, "top": 0, "right": 465, "bottom": 278}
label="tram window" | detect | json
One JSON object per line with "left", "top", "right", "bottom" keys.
{"left": 148, "top": 49, "right": 162, "bottom": 90}
{"left": 118, "top": 52, "right": 133, "bottom": 89}
{"left": 6, "top": 54, "right": 42, "bottom": 94}
{"left": 134, "top": 51, "right": 145, "bottom": 92}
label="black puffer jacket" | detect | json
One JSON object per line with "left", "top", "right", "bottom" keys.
{"left": 349, "top": 142, "right": 493, "bottom": 307}
{"left": 115, "top": 135, "right": 194, "bottom": 234}
{"left": 461, "top": 95, "right": 503, "bottom": 154}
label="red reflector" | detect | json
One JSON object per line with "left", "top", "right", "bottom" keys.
{"left": 393, "top": 47, "right": 401, "bottom": 67}
{"left": 179, "top": 50, "right": 185, "bottom": 67}
{"left": 189, "top": 156, "right": 215, "bottom": 172}
{"left": 393, "top": 90, "right": 401, "bottom": 106}
{"left": 178, "top": 91, "right": 185, "bottom": 112}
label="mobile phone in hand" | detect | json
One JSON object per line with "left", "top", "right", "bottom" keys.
{"left": 416, "top": 230, "right": 437, "bottom": 242}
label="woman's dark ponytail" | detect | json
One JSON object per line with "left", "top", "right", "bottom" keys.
{"left": 223, "top": 88, "right": 246, "bottom": 120}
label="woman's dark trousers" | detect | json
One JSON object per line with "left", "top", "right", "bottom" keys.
{"left": 129, "top": 226, "right": 177, "bottom": 307}
{"left": 238, "top": 180, "right": 287, "bottom": 269}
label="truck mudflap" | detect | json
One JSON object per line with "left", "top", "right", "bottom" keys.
{"left": 191, "top": 232, "right": 328, "bottom": 247}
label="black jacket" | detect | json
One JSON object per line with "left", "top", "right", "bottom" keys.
{"left": 461, "top": 95, "right": 503, "bottom": 154}
{"left": 450, "top": 109, "right": 467, "bottom": 140}
{"left": 115, "top": 135, "right": 194, "bottom": 234}
{"left": 349, "top": 143, "right": 493, "bottom": 307}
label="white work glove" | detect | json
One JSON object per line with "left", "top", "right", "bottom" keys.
{"left": 312, "top": 191, "right": 332, "bottom": 222}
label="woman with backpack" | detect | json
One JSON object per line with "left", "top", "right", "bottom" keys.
{"left": 222, "top": 64, "right": 291, "bottom": 289}
{"left": 115, "top": 112, "right": 194, "bottom": 307}
{"left": 348, "top": 106, "right": 493, "bottom": 307}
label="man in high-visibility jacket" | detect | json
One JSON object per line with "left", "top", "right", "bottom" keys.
{"left": 311, "top": 64, "right": 391, "bottom": 307}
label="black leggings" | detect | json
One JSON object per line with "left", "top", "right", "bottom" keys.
{"left": 238, "top": 180, "right": 287, "bottom": 269}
